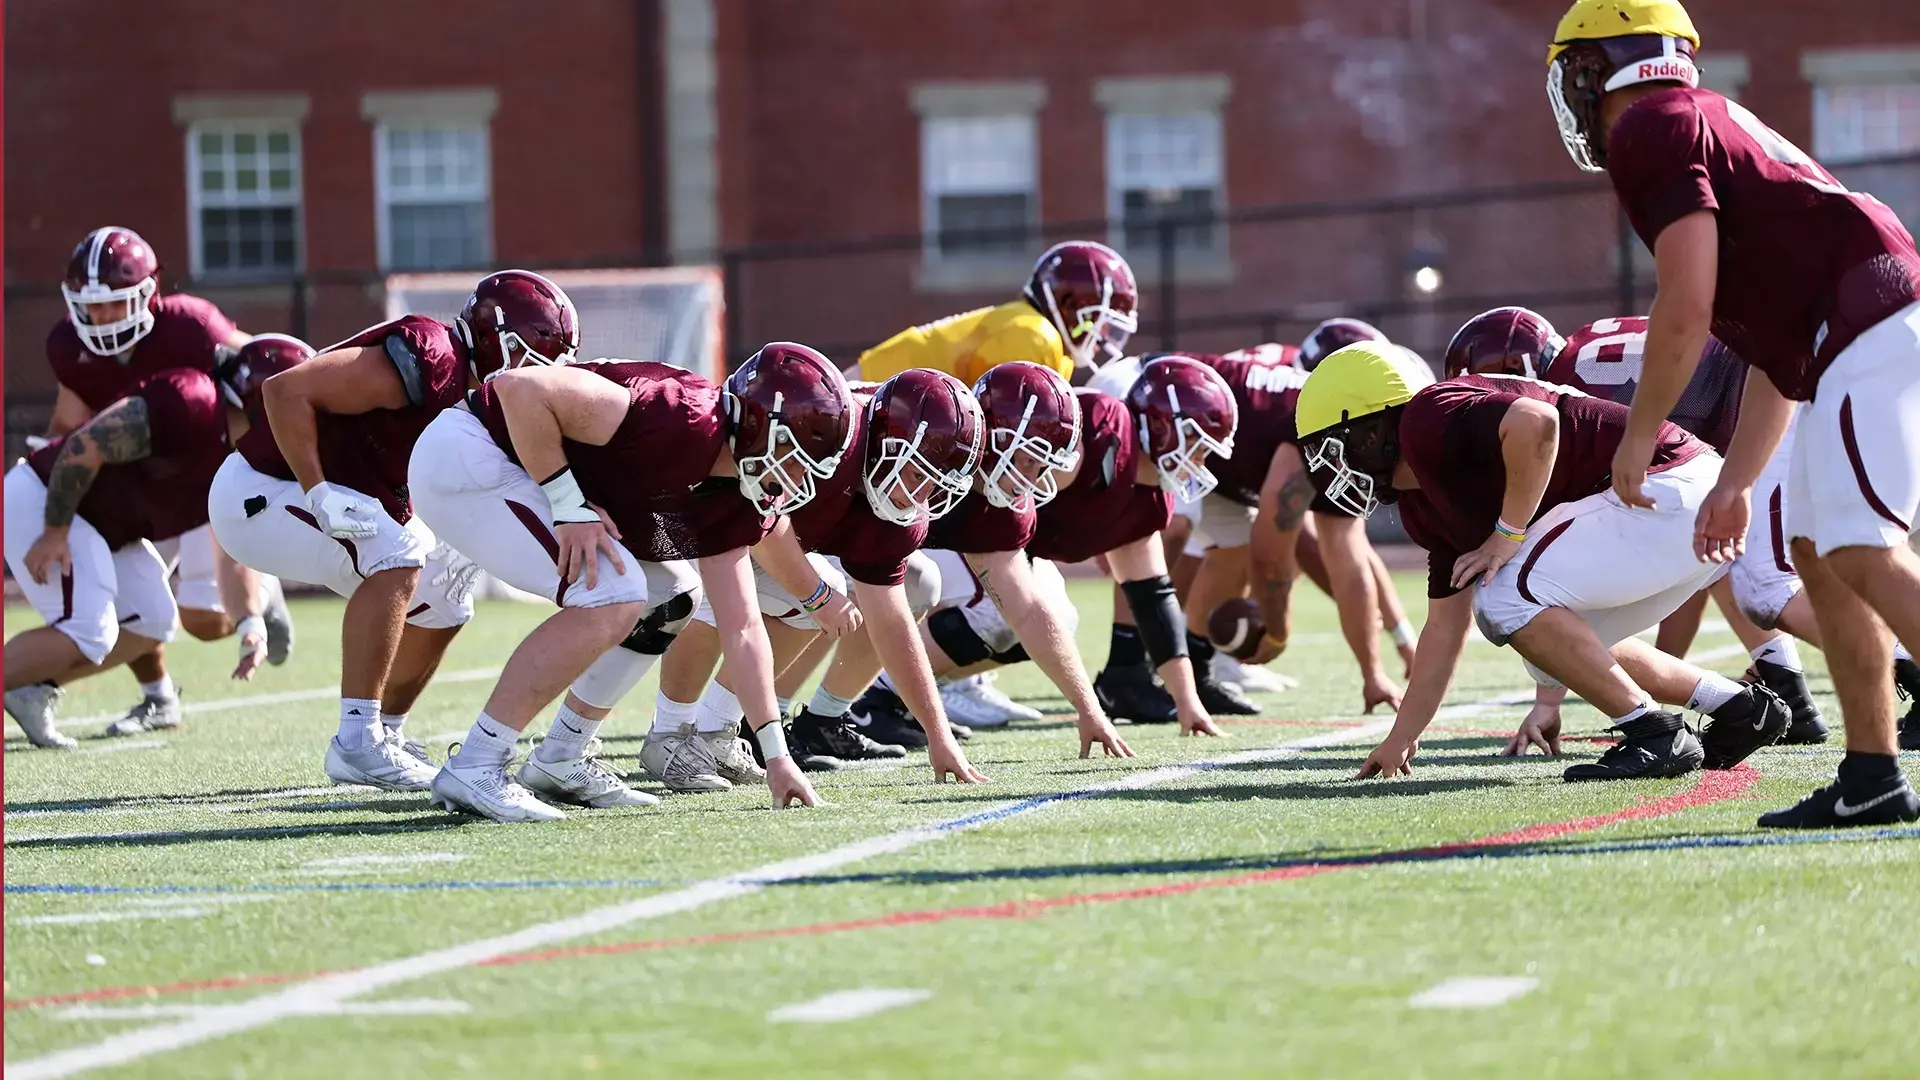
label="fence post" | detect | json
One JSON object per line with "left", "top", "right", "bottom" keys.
{"left": 1615, "top": 209, "right": 1637, "bottom": 315}
{"left": 291, "top": 275, "right": 309, "bottom": 343}
{"left": 1157, "top": 218, "right": 1177, "bottom": 351}
{"left": 721, "top": 250, "right": 744, "bottom": 371}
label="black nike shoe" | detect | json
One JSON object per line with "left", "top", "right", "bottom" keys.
{"left": 743, "top": 722, "right": 842, "bottom": 773}
{"left": 1194, "top": 666, "right": 1259, "bottom": 716}
{"left": 1757, "top": 775, "right": 1920, "bottom": 829}
{"left": 791, "top": 707, "right": 907, "bottom": 761}
{"left": 1094, "top": 664, "right": 1177, "bottom": 724}
{"left": 1896, "top": 658, "right": 1920, "bottom": 752}
{"left": 1563, "top": 712, "right": 1704, "bottom": 781}
{"left": 1752, "top": 659, "right": 1828, "bottom": 745}
{"left": 1700, "top": 683, "right": 1790, "bottom": 769}
{"left": 850, "top": 686, "right": 931, "bottom": 749}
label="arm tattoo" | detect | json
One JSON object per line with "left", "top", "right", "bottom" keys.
{"left": 1273, "top": 470, "right": 1315, "bottom": 532}
{"left": 43, "top": 397, "right": 152, "bottom": 528}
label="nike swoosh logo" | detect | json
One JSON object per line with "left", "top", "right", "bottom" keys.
{"left": 560, "top": 721, "right": 584, "bottom": 735}
{"left": 1834, "top": 787, "right": 1909, "bottom": 818}
{"left": 479, "top": 726, "right": 501, "bottom": 739}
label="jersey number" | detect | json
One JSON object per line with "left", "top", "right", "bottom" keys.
{"left": 1723, "top": 100, "right": 1856, "bottom": 199}
{"left": 1572, "top": 317, "right": 1645, "bottom": 387}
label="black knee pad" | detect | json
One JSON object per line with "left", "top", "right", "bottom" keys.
{"left": 928, "top": 607, "right": 992, "bottom": 666}
{"left": 988, "top": 641, "right": 1030, "bottom": 666}
{"left": 620, "top": 588, "right": 698, "bottom": 656}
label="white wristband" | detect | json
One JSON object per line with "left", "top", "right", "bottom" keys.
{"left": 539, "top": 467, "right": 599, "bottom": 524}
{"left": 754, "top": 722, "right": 790, "bottom": 762}
{"left": 236, "top": 614, "right": 267, "bottom": 643}
{"left": 1389, "top": 619, "right": 1416, "bottom": 649}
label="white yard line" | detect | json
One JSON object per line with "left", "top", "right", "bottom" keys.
{"left": 1409, "top": 976, "right": 1540, "bottom": 1009}
{"left": 767, "top": 988, "right": 932, "bottom": 1023}
{"left": 14, "top": 896, "right": 278, "bottom": 927}
{"left": 57, "top": 669, "right": 503, "bottom": 729}
{"left": 74, "top": 740, "right": 168, "bottom": 755}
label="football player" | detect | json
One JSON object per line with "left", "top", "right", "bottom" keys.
{"left": 11, "top": 226, "right": 294, "bottom": 741}
{"left": 1298, "top": 343, "right": 1788, "bottom": 782}
{"left": 1549, "top": 0, "right": 1920, "bottom": 823}
{"left": 210, "top": 271, "right": 575, "bottom": 795}
{"left": 651, "top": 369, "right": 991, "bottom": 785}
{"left": 410, "top": 343, "right": 860, "bottom": 818}
{"left": 3, "top": 343, "right": 299, "bottom": 747}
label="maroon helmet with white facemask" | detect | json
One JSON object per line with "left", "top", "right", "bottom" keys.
{"left": 725, "top": 342, "right": 857, "bottom": 516}
{"left": 1443, "top": 307, "right": 1564, "bottom": 379}
{"left": 1299, "top": 317, "right": 1387, "bottom": 372}
{"left": 1125, "top": 356, "right": 1238, "bottom": 503}
{"left": 971, "top": 361, "right": 1081, "bottom": 513}
{"left": 454, "top": 270, "right": 581, "bottom": 383}
{"left": 863, "top": 369, "right": 984, "bottom": 525}
{"left": 1024, "top": 240, "right": 1139, "bottom": 369}
{"left": 62, "top": 226, "right": 161, "bottom": 357}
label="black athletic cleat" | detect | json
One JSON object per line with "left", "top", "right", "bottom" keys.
{"left": 791, "top": 707, "right": 907, "bottom": 760}
{"left": 1896, "top": 658, "right": 1920, "bottom": 752}
{"left": 1195, "top": 667, "right": 1259, "bottom": 716}
{"left": 1563, "top": 712, "right": 1704, "bottom": 781}
{"left": 1094, "top": 664, "right": 1177, "bottom": 724}
{"left": 1757, "top": 775, "right": 1920, "bottom": 829}
{"left": 850, "top": 686, "right": 932, "bottom": 748}
{"left": 1700, "top": 683, "right": 1790, "bottom": 769}
{"left": 1752, "top": 659, "right": 1827, "bottom": 745}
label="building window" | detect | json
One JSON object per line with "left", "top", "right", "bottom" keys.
{"left": 376, "top": 124, "right": 492, "bottom": 270}
{"left": 1813, "top": 83, "right": 1920, "bottom": 163}
{"left": 921, "top": 114, "right": 1037, "bottom": 258}
{"left": 187, "top": 122, "right": 303, "bottom": 277}
{"left": 1107, "top": 111, "right": 1224, "bottom": 254}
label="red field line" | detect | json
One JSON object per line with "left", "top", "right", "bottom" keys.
{"left": 5, "top": 767, "right": 1756, "bottom": 1012}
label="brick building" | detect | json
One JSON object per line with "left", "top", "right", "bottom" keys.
{"left": 8, "top": 0, "right": 1920, "bottom": 415}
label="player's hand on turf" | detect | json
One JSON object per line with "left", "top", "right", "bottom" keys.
{"left": 1610, "top": 433, "right": 1659, "bottom": 510}
{"left": 767, "top": 756, "right": 821, "bottom": 808}
{"left": 24, "top": 528, "right": 72, "bottom": 586}
{"left": 1501, "top": 704, "right": 1562, "bottom": 757}
{"left": 1693, "top": 482, "right": 1750, "bottom": 565}
{"left": 555, "top": 503, "right": 625, "bottom": 589}
{"left": 810, "top": 588, "right": 862, "bottom": 640}
{"left": 232, "top": 619, "right": 268, "bottom": 681}
{"left": 1179, "top": 705, "right": 1227, "bottom": 738}
{"left": 1450, "top": 532, "right": 1523, "bottom": 591}
{"left": 1354, "top": 736, "right": 1415, "bottom": 779}
{"left": 1362, "top": 670, "right": 1404, "bottom": 714}
{"left": 1077, "top": 712, "right": 1135, "bottom": 759}
{"left": 930, "top": 737, "right": 990, "bottom": 783}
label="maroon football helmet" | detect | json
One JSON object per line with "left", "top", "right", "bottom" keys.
{"left": 970, "top": 362, "right": 1081, "bottom": 513}
{"left": 1550, "top": 34, "right": 1697, "bottom": 171}
{"left": 454, "top": 269, "right": 581, "bottom": 384}
{"left": 1443, "top": 307, "right": 1564, "bottom": 379}
{"left": 1126, "top": 356, "right": 1238, "bottom": 503}
{"left": 1024, "top": 240, "right": 1139, "bottom": 369}
{"left": 725, "top": 342, "right": 856, "bottom": 515}
{"left": 62, "top": 226, "right": 161, "bottom": 357}
{"left": 862, "top": 369, "right": 985, "bottom": 524}
{"left": 1299, "top": 317, "right": 1387, "bottom": 372}
{"left": 215, "top": 333, "right": 314, "bottom": 410}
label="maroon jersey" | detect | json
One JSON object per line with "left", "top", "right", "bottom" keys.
{"left": 47, "top": 293, "right": 238, "bottom": 414}
{"left": 1028, "top": 390, "right": 1173, "bottom": 563}
{"left": 1544, "top": 317, "right": 1746, "bottom": 453}
{"left": 1607, "top": 87, "right": 1920, "bottom": 400}
{"left": 475, "top": 359, "right": 772, "bottom": 561}
{"left": 785, "top": 414, "right": 924, "bottom": 586}
{"left": 926, "top": 491, "right": 1037, "bottom": 554}
{"left": 28, "top": 369, "right": 230, "bottom": 549}
{"left": 236, "top": 316, "right": 468, "bottom": 523}
{"left": 1186, "top": 352, "right": 1308, "bottom": 507}
{"left": 1395, "top": 375, "right": 1708, "bottom": 598}
{"left": 1221, "top": 342, "right": 1302, "bottom": 369}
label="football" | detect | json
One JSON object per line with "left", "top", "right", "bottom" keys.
{"left": 1207, "top": 597, "right": 1266, "bottom": 660}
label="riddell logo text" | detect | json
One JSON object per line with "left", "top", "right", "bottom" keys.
{"left": 1638, "top": 60, "right": 1691, "bottom": 80}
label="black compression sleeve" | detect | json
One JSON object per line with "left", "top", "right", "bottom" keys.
{"left": 1119, "top": 575, "right": 1188, "bottom": 667}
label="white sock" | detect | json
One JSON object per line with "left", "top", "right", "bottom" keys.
{"left": 536, "top": 703, "right": 602, "bottom": 762}
{"left": 1752, "top": 636, "right": 1803, "bottom": 672}
{"left": 452, "top": 711, "right": 519, "bottom": 768}
{"left": 777, "top": 696, "right": 794, "bottom": 719}
{"left": 651, "top": 692, "right": 697, "bottom": 735}
{"left": 338, "top": 697, "right": 382, "bottom": 747}
{"left": 1687, "top": 672, "right": 1745, "bottom": 714}
{"left": 1897, "top": 642, "right": 1913, "bottom": 663}
{"left": 140, "top": 677, "right": 177, "bottom": 702}
{"left": 1611, "top": 701, "right": 1656, "bottom": 725}
{"left": 809, "top": 686, "right": 857, "bottom": 719}
{"left": 380, "top": 712, "right": 408, "bottom": 739}
{"left": 874, "top": 671, "right": 898, "bottom": 695}
{"left": 695, "top": 683, "right": 746, "bottom": 733}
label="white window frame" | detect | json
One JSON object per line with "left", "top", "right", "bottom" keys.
{"left": 362, "top": 89, "right": 499, "bottom": 271}
{"left": 1095, "top": 74, "right": 1233, "bottom": 281}
{"left": 1802, "top": 48, "right": 1920, "bottom": 164}
{"left": 910, "top": 80, "right": 1046, "bottom": 289}
{"left": 173, "top": 94, "right": 310, "bottom": 279}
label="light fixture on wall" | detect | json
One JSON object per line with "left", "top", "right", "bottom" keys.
{"left": 1405, "top": 242, "right": 1446, "bottom": 296}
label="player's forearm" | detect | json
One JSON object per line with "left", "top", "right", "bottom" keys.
{"left": 858, "top": 581, "right": 962, "bottom": 746}
{"left": 1369, "top": 549, "right": 1412, "bottom": 633}
{"left": 1157, "top": 657, "right": 1208, "bottom": 716}
{"left": 43, "top": 398, "right": 151, "bottom": 527}
{"left": 750, "top": 519, "right": 823, "bottom": 599}
{"left": 1717, "top": 367, "right": 1794, "bottom": 491}
{"left": 262, "top": 374, "right": 329, "bottom": 490}
{"left": 1250, "top": 565, "right": 1295, "bottom": 654}
{"left": 700, "top": 551, "right": 783, "bottom": 732}
{"left": 1317, "top": 515, "right": 1387, "bottom": 673}
{"left": 1006, "top": 586, "right": 1103, "bottom": 720}
{"left": 494, "top": 376, "right": 572, "bottom": 484}
{"left": 1634, "top": 213, "right": 1719, "bottom": 441}
{"left": 216, "top": 551, "right": 264, "bottom": 621}
{"left": 1534, "top": 683, "right": 1569, "bottom": 708}
{"left": 1496, "top": 401, "right": 1558, "bottom": 528}
{"left": 1385, "top": 593, "right": 1473, "bottom": 744}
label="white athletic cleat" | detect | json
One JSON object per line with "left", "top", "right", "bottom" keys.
{"left": 431, "top": 753, "right": 567, "bottom": 823}
{"left": 262, "top": 576, "right": 295, "bottom": 666}
{"left": 385, "top": 726, "right": 433, "bottom": 765}
{"left": 324, "top": 735, "right": 439, "bottom": 792}
{"left": 104, "top": 694, "right": 182, "bottom": 737}
{"left": 940, "top": 672, "right": 1042, "bottom": 728}
{"left": 1212, "top": 653, "right": 1297, "bottom": 694}
{"left": 5, "top": 683, "right": 76, "bottom": 749}
{"left": 701, "top": 724, "right": 767, "bottom": 785}
{"left": 520, "top": 739, "right": 661, "bottom": 809}
{"left": 641, "top": 723, "right": 732, "bottom": 793}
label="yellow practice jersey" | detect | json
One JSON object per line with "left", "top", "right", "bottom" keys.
{"left": 856, "top": 300, "right": 1070, "bottom": 386}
